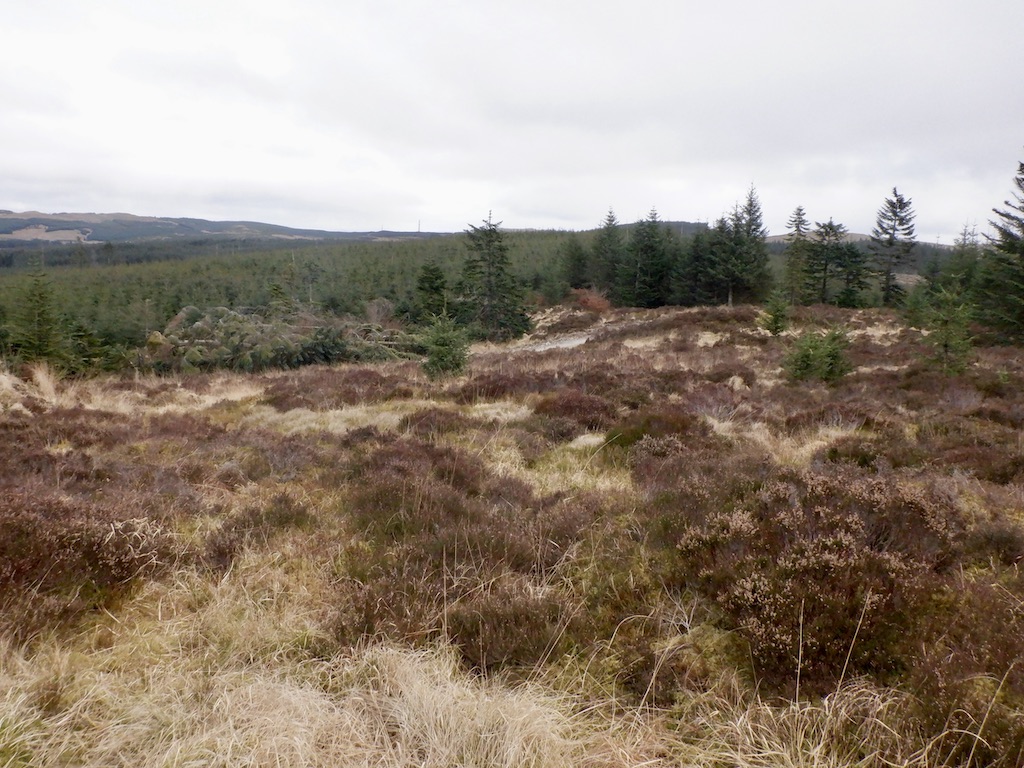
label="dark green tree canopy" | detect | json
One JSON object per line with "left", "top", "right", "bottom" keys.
{"left": 414, "top": 259, "right": 448, "bottom": 321}
{"left": 456, "top": 213, "right": 531, "bottom": 341}
{"left": 783, "top": 205, "right": 813, "bottom": 304}
{"left": 613, "top": 208, "right": 673, "bottom": 308}
{"left": 976, "top": 160, "right": 1024, "bottom": 339}
{"left": 869, "top": 187, "right": 917, "bottom": 306}
{"left": 590, "top": 208, "right": 626, "bottom": 293}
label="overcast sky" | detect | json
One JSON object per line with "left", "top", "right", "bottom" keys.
{"left": 3, "top": 0, "right": 1022, "bottom": 242}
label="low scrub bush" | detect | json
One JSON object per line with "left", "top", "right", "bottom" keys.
{"left": 533, "top": 389, "right": 617, "bottom": 431}
{"left": 785, "top": 328, "right": 852, "bottom": 383}
{"left": 606, "top": 403, "right": 713, "bottom": 449}
{"left": 908, "top": 577, "right": 1024, "bottom": 767}
{"left": 263, "top": 365, "right": 416, "bottom": 410}
{"left": 668, "top": 467, "right": 967, "bottom": 694}
{"left": 397, "top": 406, "right": 479, "bottom": 438}
{"left": 0, "top": 486, "right": 173, "bottom": 639}
{"left": 452, "top": 370, "right": 561, "bottom": 403}
{"left": 419, "top": 315, "right": 469, "bottom": 379}
{"left": 447, "top": 575, "right": 570, "bottom": 671}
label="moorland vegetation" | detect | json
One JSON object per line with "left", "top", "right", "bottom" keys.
{"left": 1, "top": 160, "right": 1024, "bottom": 765}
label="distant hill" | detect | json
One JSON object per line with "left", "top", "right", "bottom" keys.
{"left": 0, "top": 211, "right": 449, "bottom": 244}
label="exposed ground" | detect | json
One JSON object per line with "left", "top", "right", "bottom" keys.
{"left": 2, "top": 303, "right": 1023, "bottom": 767}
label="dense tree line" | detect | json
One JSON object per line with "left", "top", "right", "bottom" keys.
{"left": 559, "top": 187, "right": 773, "bottom": 309}
{"left": 5, "top": 157, "right": 1024, "bottom": 374}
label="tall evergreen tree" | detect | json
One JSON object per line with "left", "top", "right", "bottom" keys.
{"left": 976, "top": 160, "right": 1024, "bottom": 339}
{"left": 10, "top": 266, "right": 63, "bottom": 363}
{"left": 457, "top": 213, "right": 531, "bottom": 341}
{"left": 672, "top": 226, "right": 718, "bottom": 306}
{"left": 834, "top": 239, "right": 869, "bottom": 307}
{"left": 614, "top": 208, "right": 671, "bottom": 307}
{"left": 712, "top": 187, "right": 772, "bottom": 305}
{"left": 560, "top": 234, "right": 590, "bottom": 289}
{"left": 805, "top": 218, "right": 849, "bottom": 304}
{"left": 590, "top": 208, "right": 626, "bottom": 293}
{"left": 941, "top": 223, "right": 982, "bottom": 294}
{"left": 414, "top": 259, "right": 448, "bottom": 320}
{"left": 869, "top": 187, "right": 917, "bottom": 306}
{"left": 783, "top": 205, "right": 813, "bottom": 304}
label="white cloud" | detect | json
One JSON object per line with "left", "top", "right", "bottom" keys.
{"left": 1, "top": 0, "right": 1022, "bottom": 240}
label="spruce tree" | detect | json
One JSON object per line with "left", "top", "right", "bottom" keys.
{"left": 869, "top": 187, "right": 917, "bottom": 306}
{"left": 10, "top": 266, "right": 63, "bottom": 363}
{"left": 457, "top": 213, "right": 531, "bottom": 341}
{"left": 671, "top": 227, "right": 717, "bottom": 306}
{"left": 614, "top": 208, "right": 671, "bottom": 307}
{"left": 708, "top": 187, "right": 771, "bottom": 305}
{"left": 560, "top": 234, "right": 590, "bottom": 290}
{"left": 415, "top": 259, "right": 448, "bottom": 321}
{"left": 976, "top": 160, "right": 1024, "bottom": 340}
{"left": 783, "top": 205, "right": 813, "bottom": 304}
{"left": 590, "top": 208, "right": 626, "bottom": 293}
{"left": 805, "top": 219, "right": 848, "bottom": 304}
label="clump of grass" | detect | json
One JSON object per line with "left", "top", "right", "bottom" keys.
{"left": 204, "top": 493, "right": 314, "bottom": 572}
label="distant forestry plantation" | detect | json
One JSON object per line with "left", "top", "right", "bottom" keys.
{"left": 2, "top": 161, "right": 1024, "bottom": 375}
{"left": 2, "top": 159, "right": 1024, "bottom": 767}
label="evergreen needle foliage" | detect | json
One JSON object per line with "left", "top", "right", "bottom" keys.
{"left": 420, "top": 314, "right": 469, "bottom": 379}
{"left": 785, "top": 327, "right": 852, "bottom": 383}
{"left": 759, "top": 291, "right": 791, "bottom": 336}
{"left": 924, "top": 288, "right": 974, "bottom": 375}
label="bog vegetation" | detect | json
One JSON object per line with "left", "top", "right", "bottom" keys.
{"left": 1, "top": 161, "right": 1024, "bottom": 765}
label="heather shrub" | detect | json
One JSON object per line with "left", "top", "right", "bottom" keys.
{"left": 606, "top": 403, "right": 712, "bottom": 448}
{"left": 452, "top": 370, "right": 561, "bottom": 403}
{"left": 0, "top": 487, "right": 173, "bottom": 639}
{"left": 447, "top": 575, "right": 570, "bottom": 671}
{"left": 533, "top": 389, "right": 617, "bottom": 431}
{"left": 909, "top": 577, "right": 1024, "bottom": 767}
{"left": 703, "top": 363, "right": 757, "bottom": 387}
{"left": 397, "top": 406, "right": 479, "bottom": 438}
{"left": 670, "top": 467, "right": 965, "bottom": 694}
{"left": 820, "top": 425, "right": 925, "bottom": 471}
{"left": 263, "top": 365, "right": 415, "bottom": 410}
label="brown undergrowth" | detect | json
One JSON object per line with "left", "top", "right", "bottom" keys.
{"left": 2, "top": 304, "right": 1024, "bottom": 766}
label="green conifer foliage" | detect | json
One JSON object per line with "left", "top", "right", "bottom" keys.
{"left": 869, "top": 187, "right": 917, "bottom": 306}
{"left": 457, "top": 214, "right": 531, "bottom": 341}
{"left": 976, "top": 161, "right": 1024, "bottom": 340}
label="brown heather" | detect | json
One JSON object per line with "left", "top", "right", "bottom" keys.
{"left": 2, "top": 304, "right": 1024, "bottom": 766}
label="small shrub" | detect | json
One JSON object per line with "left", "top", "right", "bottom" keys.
{"left": 533, "top": 389, "right": 617, "bottom": 431}
{"left": 785, "top": 327, "right": 852, "bottom": 383}
{"left": 606, "top": 404, "right": 712, "bottom": 448}
{"left": 669, "top": 466, "right": 965, "bottom": 694}
{"left": 923, "top": 289, "right": 974, "bottom": 375}
{"left": 0, "top": 487, "right": 173, "bottom": 639}
{"left": 447, "top": 576, "right": 570, "bottom": 671}
{"left": 204, "top": 493, "right": 312, "bottom": 571}
{"left": 398, "top": 407, "right": 478, "bottom": 438}
{"left": 420, "top": 315, "right": 469, "bottom": 379}
{"left": 759, "top": 291, "right": 791, "bottom": 336}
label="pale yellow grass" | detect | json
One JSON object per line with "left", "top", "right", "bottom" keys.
{"left": 522, "top": 441, "right": 632, "bottom": 496}
{"left": 236, "top": 399, "right": 422, "bottom": 435}
{"left": 708, "top": 419, "right": 856, "bottom": 468}
{"left": 0, "top": 363, "right": 266, "bottom": 416}
{"left": 0, "top": 551, "right": 590, "bottom": 768}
